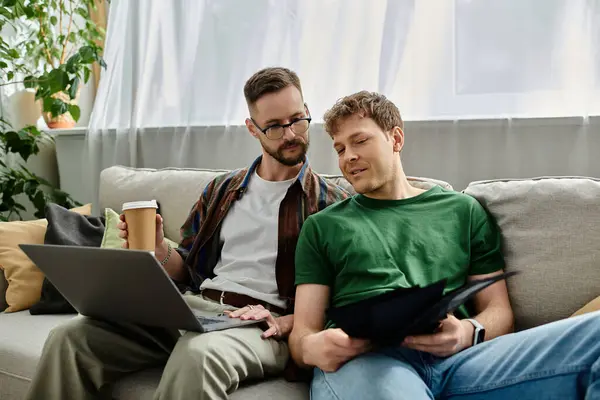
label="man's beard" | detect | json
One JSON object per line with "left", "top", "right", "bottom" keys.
{"left": 264, "top": 138, "right": 309, "bottom": 166}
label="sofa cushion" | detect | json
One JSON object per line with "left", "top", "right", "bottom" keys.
{"left": 0, "top": 219, "right": 48, "bottom": 313}
{"left": 99, "top": 166, "right": 453, "bottom": 243}
{"left": 0, "top": 311, "right": 75, "bottom": 399}
{"left": 571, "top": 295, "right": 600, "bottom": 317}
{"left": 29, "top": 204, "right": 103, "bottom": 316}
{"left": 464, "top": 177, "right": 600, "bottom": 330}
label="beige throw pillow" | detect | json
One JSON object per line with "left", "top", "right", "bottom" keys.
{"left": 571, "top": 296, "right": 600, "bottom": 318}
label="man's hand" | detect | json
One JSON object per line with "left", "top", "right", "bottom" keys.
{"left": 224, "top": 305, "right": 294, "bottom": 340}
{"left": 402, "top": 314, "right": 474, "bottom": 357}
{"left": 117, "top": 213, "right": 165, "bottom": 253}
{"left": 301, "top": 328, "right": 371, "bottom": 372}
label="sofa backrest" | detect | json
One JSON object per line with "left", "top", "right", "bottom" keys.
{"left": 464, "top": 177, "right": 600, "bottom": 331}
{"left": 99, "top": 165, "right": 453, "bottom": 244}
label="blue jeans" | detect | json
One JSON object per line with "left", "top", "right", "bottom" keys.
{"left": 311, "top": 311, "right": 600, "bottom": 399}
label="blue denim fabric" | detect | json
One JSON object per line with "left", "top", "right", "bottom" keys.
{"left": 311, "top": 311, "right": 600, "bottom": 400}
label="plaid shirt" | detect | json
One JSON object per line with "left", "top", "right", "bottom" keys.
{"left": 176, "top": 155, "right": 350, "bottom": 314}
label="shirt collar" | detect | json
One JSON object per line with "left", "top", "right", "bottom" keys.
{"left": 235, "top": 155, "right": 313, "bottom": 196}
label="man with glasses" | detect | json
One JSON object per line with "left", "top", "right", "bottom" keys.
{"left": 25, "top": 67, "right": 349, "bottom": 400}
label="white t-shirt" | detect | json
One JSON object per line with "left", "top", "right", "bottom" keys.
{"left": 200, "top": 170, "right": 295, "bottom": 308}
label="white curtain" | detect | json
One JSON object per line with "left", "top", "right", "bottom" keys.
{"left": 85, "top": 0, "right": 600, "bottom": 208}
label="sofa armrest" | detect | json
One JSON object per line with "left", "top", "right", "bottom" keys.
{"left": 0, "top": 268, "right": 7, "bottom": 312}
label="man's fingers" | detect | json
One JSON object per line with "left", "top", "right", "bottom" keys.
{"left": 328, "top": 329, "right": 370, "bottom": 353}
{"left": 261, "top": 325, "right": 279, "bottom": 339}
{"left": 156, "top": 214, "right": 163, "bottom": 225}
{"left": 241, "top": 309, "right": 270, "bottom": 321}
{"left": 119, "top": 214, "right": 125, "bottom": 222}
{"left": 118, "top": 229, "right": 127, "bottom": 239}
{"left": 226, "top": 306, "right": 252, "bottom": 318}
{"left": 121, "top": 241, "right": 128, "bottom": 249}
{"left": 402, "top": 341, "right": 458, "bottom": 357}
{"left": 404, "top": 332, "right": 452, "bottom": 347}
{"left": 226, "top": 305, "right": 269, "bottom": 320}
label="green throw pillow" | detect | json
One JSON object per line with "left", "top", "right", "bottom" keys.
{"left": 100, "top": 208, "right": 179, "bottom": 250}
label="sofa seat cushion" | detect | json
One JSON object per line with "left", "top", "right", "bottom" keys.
{"left": 0, "top": 311, "right": 75, "bottom": 398}
{"left": 112, "top": 368, "right": 309, "bottom": 400}
{"left": 464, "top": 177, "right": 600, "bottom": 330}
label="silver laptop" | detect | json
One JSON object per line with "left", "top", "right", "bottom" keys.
{"left": 19, "top": 244, "right": 264, "bottom": 333}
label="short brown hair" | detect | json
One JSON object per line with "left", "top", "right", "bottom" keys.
{"left": 244, "top": 67, "right": 303, "bottom": 108}
{"left": 323, "top": 91, "right": 403, "bottom": 135}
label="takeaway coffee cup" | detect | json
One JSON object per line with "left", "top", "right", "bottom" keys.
{"left": 122, "top": 200, "right": 158, "bottom": 254}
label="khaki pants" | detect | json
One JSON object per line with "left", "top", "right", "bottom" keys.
{"left": 25, "top": 294, "right": 289, "bottom": 400}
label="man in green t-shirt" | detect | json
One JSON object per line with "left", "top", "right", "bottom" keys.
{"left": 289, "top": 91, "right": 600, "bottom": 399}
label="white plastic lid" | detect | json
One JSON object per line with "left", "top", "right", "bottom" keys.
{"left": 122, "top": 200, "right": 158, "bottom": 211}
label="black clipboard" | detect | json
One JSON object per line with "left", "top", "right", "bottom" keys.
{"left": 327, "top": 271, "right": 519, "bottom": 345}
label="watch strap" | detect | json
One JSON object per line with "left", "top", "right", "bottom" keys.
{"left": 465, "top": 318, "right": 485, "bottom": 345}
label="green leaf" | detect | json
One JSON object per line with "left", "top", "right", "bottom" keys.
{"left": 76, "top": 6, "right": 87, "bottom": 17}
{"left": 0, "top": 61, "right": 7, "bottom": 69}
{"left": 84, "top": 67, "right": 91, "bottom": 83}
{"left": 7, "top": 71, "right": 13, "bottom": 81}
{"left": 50, "top": 15, "right": 57, "bottom": 25}
{"left": 2, "top": 0, "right": 17, "bottom": 7}
{"left": 47, "top": 69, "right": 70, "bottom": 93}
{"left": 13, "top": 181, "right": 24, "bottom": 196}
{"left": 23, "top": 4, "right": 34, "bottom": 18}
{"left": 23, "top": 75, "right": 36, "bottom": 89}
{"left": 68, "top": 77, "right": 79, "bottom": 99}
{"left": 43, "top": 97, "right": 54, "bottom": 113}
{"left": 32, "top": 190, "right": 47, "bottom": 215}
{"left": 35, "top": 85, "right": 51, "bottom": 100}
{"left": 68, "top": 104, "right": 80, "bottom": 122}
{"left": 8, "top": 48, "right": 19, "bottom": 59}
{"left": 78, "top": 46, "right": 95, "bottom": 63}
{"left": 50, "top": 98, "right": 69, "bottom": 117}
{"left": 23, "top": 181, "right": 37, "bottom": 196}
{"left": 99, "top": 58, "right": 107, "bottom": 69}
{"left": 65, "top": 53, "right": 82, "bottom": 73}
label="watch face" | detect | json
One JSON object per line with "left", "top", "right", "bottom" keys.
{"left": 476, "top": 328, "right": 486, "bottom": 344}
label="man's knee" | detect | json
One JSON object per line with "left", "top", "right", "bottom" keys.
{"left": 310, "top": 353, "right": 432, "bottom": 400}
{"left": 45, "top": 317, "right": 96, "bottom": 350}
{"left": 166, "top": 332, "right": 234, "bottom": 376}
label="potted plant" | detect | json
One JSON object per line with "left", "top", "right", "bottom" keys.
{"left": 0, "top": 116, "right": 81, "bottom": 220}
{"left": 1, "top": 0, "right": 106, "bottom": 128}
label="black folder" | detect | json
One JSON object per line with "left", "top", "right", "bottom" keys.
{"left": 327, "top": 271, "right": 519, "bottom": 345}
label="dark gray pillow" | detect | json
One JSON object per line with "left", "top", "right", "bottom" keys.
{"left": 29, "top": 203, "right": 105, "bottom": 315}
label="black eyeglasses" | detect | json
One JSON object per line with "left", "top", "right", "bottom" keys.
{"left": 251, "top": 110, "right": 312, "bottom": 140}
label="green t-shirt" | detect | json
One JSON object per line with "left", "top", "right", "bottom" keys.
{"left": 295, "top": 186, "right": 505, "bottom": 320}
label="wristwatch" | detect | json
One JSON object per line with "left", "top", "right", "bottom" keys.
{"left": 465, "top": 318, "right": 485, "bottom": 346}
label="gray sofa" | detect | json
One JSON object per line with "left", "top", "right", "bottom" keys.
{"left": 1, "top": 166, "right": 599, "bottom": 399}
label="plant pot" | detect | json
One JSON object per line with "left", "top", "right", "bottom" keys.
{"left": 42, "top": 91, "right": 78, "bottom": 129}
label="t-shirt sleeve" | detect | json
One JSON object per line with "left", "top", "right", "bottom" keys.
{"left": 469, "top": 200, "right": 506, "bottom": 276}
{"left": 295, "top": 216, "right": 334, "bottom": 287}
